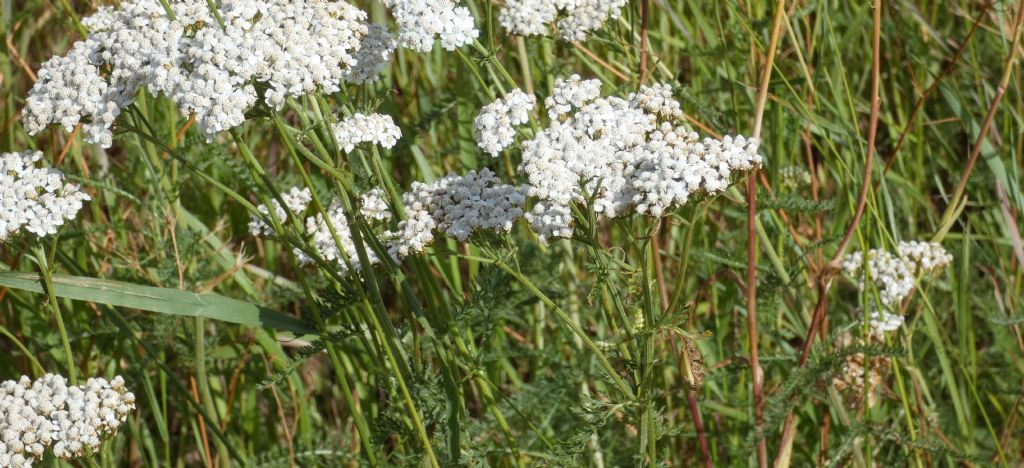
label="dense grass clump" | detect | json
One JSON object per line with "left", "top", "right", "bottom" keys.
{"left": 1, "top": 0, "right": 1023, "bottom": 466}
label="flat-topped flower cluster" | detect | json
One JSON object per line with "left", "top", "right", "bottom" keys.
{"left": 333, "top": 113, "right": 402, "bottom": 153}
{"left": 518, "top": 76, "right": 761, "bottom": 241}
{"left": 24, "top": 0, "right": 378, "bottom": 147}
{"left": 251, "top": 78, "right": 763, "bottom": 274}
{"left": 381, "top": 0, "right": 478, "bottom": 52}
{"left": 842, "top": 240, "right": 953, "bottom": 336}
{"left": 0, "top": 374, "right": 136, "bottom": 467}
{"left": 1, "top": 151, "right": 90, "bottom": 242}
{"left": 499, "top": 0, "right": 628, "bottom": 41}
{"left": 22, "top": 0, "right": 482, "bottom": 148}
{"left": 474, "top": 90, "right": 536, "bottom": 156}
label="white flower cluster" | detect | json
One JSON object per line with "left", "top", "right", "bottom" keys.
{"left": 841, "top": 249, "right": 915, "bottom": 308}
{"left": 389, "top": 168, "right": 526, "bottom": 257}
{"left": 896, "top": 240, "right": 953, "bottom": 273}
{"left": 474, "top": 89, "right": 536, "bottom": 156}
{"left": 380, "top": 0, "right": 478, "bottom": 52}
{"left": 247, "top": 187, "right": 312, "bottom": 237}
{"left": 80, "top": 6, "right": 117, "bottom": 31}
{"left": 359, "top": 188, "right": 393, "bottom": 221}
{"left": 0, "top": 374, "right": 136, "bottom": 467}
{"left": 333, "top": 113, "right": 402, "bottom": 152}
{"left": 497, "top": 0, "right": 556, "bottom": 36}
{"left": 297, "top": 202, "right": 386, "bottom": 274}
{"left": 499, "top": 0, "right": 627, "bottom": 41}
{"left": 842, "top": 241, "right": 953, "bottom": 335}
{"left": 868, "top": 309, "right": 905, "bottom": 336}
{"left": 345, "top": 25, "right": 398, "bottom": 84}
{"left": 779, "top": 165, "right": 812, "bottom": 189}
{"left": 544, "top": 75, "right": 603, "bottom": 119}
{"left": 525, "top": 203, "right": 575, "bottom": 243}
{"left": 248, "top": 187, "right": 395, "bottom": 274}
{"left": 1, "top": 151, "right": 90, "bottom": 242}
{"left": 520, "top": 78, "right": 761, "bottom": 242}
{"left": 630, "top": 128, "right": 761, "bottom": 216}
{"left": 24, "top": 0, "right": 374, "bottom": 147}
{"left": 629, "top": 83, "right": 683, "bottom": 121}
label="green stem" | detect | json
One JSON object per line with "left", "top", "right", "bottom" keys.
{"left": 193, "top": 316, "right": 226, "bottom": 466}
{"left": 35, "top": 243, "right": 76, "bottom": 385}
{"left": 0, "top": 323, "right": 45, "bottom": 376}
{"left": 465, "top": 255, "right": 635, "bottom": 398}
{"left": 57, "top": 0, "right": 87, "bottom": 37}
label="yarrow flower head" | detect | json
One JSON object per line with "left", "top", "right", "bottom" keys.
{"left": 332, "top": 113, "right": 402, "bottom": 153}
{"left": 474, "top": 89, "right": 536, "bottom": 156}
{"left": 520, "top": 76, "right": 761, "bottom": 242}
{"left": 841, "top": 249, "right": 915, "bottom": 309}
{"left": 544, "top": 74, "right": 603, "bottom": 119}
{"left": 345, "top": 25, "right": 398, "bottom": 84}
{"left": 249, "top": 187, "right": 391, "bottom": 275}
{"left": 0, "top": 374, "right": 136, "bottom": 467}
{"left": 1, "top": 151, "right": 90, "bottom": 242}
{"left": 499, "top": 0, "right": 627, "bottom": 41}
{"left": 388, "top": 168, "right": 526, "bottom": 257}
{"left": 841, "top": 240, "right": 952, "bottom": 335}
{"left": 359, "top": 188, "right": 393, "bottom": 222}
{"left": 380, "top": 0, "right": 478, "bottom": 52}
{"left": 24, "top": 0, "right": 374, "bottom": 147}
{"left": 629, "top": 83, "right": 683, "bottom": 121}
{"left": 896, "top": 240, "right": 953, "bottom": 273}
{"left": 868, "top": 309, "right": 905, "bottom": 336}
{"left": 247, "top": 187, "right": 312, "bottom": 237}
{"left": 630, "top": 128, "right": 761, "bottom": 216}
{"left": 296, "top": 202, "right": 388, "bottom": 274}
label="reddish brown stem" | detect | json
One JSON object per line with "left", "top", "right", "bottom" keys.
{"left": 776, "top": 1, "right": 884, "bottom": 465}
{"left": 940, "top": 0, "right": 1024, "bottom": 227}
{"left": 881, "top": 10, "right": 983, "bottom": 176}
{"left": 688, "top": 393, "right": 713, "bottom": 468}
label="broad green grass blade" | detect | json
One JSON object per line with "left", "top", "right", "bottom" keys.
{"left": 0, "top": 272, "right": 316, "bottom": 334}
